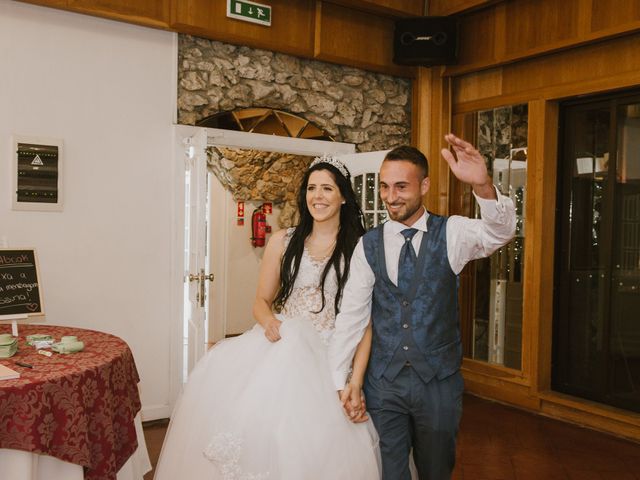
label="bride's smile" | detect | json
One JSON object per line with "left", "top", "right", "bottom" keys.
{"left": 306, "top": 169, "right": 344, "bottom": 223}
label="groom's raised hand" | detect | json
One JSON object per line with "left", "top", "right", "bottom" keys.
{"left": 441, "top": 133, "right": 496, "bottom": 200}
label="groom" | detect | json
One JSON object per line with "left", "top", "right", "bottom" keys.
{"left": 328, "top": 134, "right": 516, "bottom": 479}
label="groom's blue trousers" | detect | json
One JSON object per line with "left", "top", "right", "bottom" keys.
{"left": 365, "top": 365, "right": 464, "bottom": 480}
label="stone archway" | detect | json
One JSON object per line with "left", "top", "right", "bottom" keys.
{"left": 177, "top": 36, "right": 412, "bottom": 153}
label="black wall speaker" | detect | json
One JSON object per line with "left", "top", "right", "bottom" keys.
{"left": 393, "top": 17, "right": 459, "bottom": 67}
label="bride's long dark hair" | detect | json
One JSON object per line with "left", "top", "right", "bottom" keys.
{"left": 273, "top": 161, "right": 365, "bottom": 315}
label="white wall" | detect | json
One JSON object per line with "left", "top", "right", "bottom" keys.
{"left": 209, "top": 173, "right": 283, "bottom": 337}
{"left": 0, "top": 2, "right": 177, "bottom": 420}
{"left": 225, "top": 199, "right": 282, "bottom": 334}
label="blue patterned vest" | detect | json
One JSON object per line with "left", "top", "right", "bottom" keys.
{"left": 363, "top": 214, "right": 462, "bottom": 384}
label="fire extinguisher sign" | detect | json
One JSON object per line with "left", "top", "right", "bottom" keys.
{"left": 237, "top": 201, "right": 245, "bottom": 226}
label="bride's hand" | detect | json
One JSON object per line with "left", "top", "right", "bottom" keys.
{"left": 351, "top": 385, "right": 369, "bottom": 423}
{"left": 340, "top": 383, "right": 369, "bottom": 423}
{"left": 263, "top": 318, "right": 282, "bottom": 342}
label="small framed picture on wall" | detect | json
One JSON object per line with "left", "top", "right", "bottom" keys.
{"left": 11, "top": 135, "right": 63, "bottom": 212}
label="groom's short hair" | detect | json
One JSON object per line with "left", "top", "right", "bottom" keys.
{"left": 384, "top": 146, "right": 429, "bottom": 178}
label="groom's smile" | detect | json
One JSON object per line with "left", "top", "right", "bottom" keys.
{"left": 379, "top": 159, "right": 430, "bottom": 226}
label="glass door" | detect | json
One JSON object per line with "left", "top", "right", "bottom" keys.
{"left": 554, "top": 91, "right": 640, "bottom": 413}
{"left": 459, "top": 104, "right": 528, "bottom": 371}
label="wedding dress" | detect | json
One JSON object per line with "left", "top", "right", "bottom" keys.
{"left": 154, "top": 231, "right": 381, "bottom": 480}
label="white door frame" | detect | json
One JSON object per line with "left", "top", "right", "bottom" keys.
{"left": 338, "top": 150, "right": 389, "bottom": 176}
{"left": 204, "top": 127, "right": 356, "bottom": 155}
{"left": 170, "top": 125, "right": 355, "bottom": 407}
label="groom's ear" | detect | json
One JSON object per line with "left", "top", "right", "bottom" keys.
{"left": 420, "top": 176, "right": 430, "bottom": 196}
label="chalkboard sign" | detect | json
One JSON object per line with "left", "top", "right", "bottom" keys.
{"left": 0, "top": 249, "right": 44, "bottom": 318}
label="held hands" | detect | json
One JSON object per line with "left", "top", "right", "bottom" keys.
{"left": 263, "top": 318, "right": 282, "bottom": 342}
{"left": 441, "top": 133, "right": 496, "bottom": 200}
{"left": 339, "top": 383, "right": 369, "bottom": 423}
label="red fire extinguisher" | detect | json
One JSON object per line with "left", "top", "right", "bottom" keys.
{"left": 251, "top": 204, "right": 271, "bottom": 248}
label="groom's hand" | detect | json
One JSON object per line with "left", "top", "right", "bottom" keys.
{"left": 441, "top": 133, "right": 496, "bottom": 200}
{"left": 340, "top": 383, "right": 369, "bottom": 423}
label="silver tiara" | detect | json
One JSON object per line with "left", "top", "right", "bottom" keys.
{"left": 310, "top": 153, "right": 350, "bottom": 178}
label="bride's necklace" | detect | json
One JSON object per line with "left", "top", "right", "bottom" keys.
{"left": 305, "top": 237, "right": 337, "bottom": 261}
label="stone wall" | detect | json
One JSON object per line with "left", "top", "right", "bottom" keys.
{"left": 180, "top": 35, "right": 413, "bottom": 227}
{"left": 178, "top": 35, "right": 412, "bottom": 152}
{"left": 208, "top": 147, "right": 310, "bottom": 227}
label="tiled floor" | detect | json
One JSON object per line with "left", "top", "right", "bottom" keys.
{"left": 143, "top": 394, "right": 640, "bottom": 479}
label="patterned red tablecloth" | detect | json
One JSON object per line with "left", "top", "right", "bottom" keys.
{"left": 0, "top": 324, "right": 141, "bottom": 480}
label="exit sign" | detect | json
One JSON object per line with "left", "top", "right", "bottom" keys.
{"left": 227, "top": 0, "right": 272, "bottom": 27}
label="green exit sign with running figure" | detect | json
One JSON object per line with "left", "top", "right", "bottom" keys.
{"left": 227, "top": 0, "right": 272, "bottom": 27}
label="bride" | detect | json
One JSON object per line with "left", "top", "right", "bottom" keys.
{"left": 154, "top": 156, "right": 381, "bottom": 480}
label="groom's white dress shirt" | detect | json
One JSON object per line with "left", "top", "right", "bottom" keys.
{"left": 328, "top": 186, "right": 517, "bottom": 390}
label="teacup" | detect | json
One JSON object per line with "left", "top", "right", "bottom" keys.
{"left": 53, "top": 340, "right": 84, "bottom": 354}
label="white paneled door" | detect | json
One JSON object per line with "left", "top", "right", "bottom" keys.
{"left": 177, "top": 126, "right": 210, "bottom": 382}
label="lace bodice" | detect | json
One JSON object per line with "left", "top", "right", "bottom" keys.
{"left": 279, "top": 229, "right": 338, "bottom": 342}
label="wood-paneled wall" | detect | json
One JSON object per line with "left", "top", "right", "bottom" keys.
{"left": 453, "top": 33, "right": 640, "bottom": 112}
{"left": 172, "top": 0, "right": 316, "bottom": 58}
{"left": 444, "top": 0, "right": 640, "bottom": 442}
{"left": 18, "top": 0, "right": 423, "bottom": 76}
{"left": 329, "top": 0, "right": 425, "bottom": 17}
{"left": 412, "top": 67, "right": 452, "bottom": 216}
{"left": 429, "top": 0, "right": 495, "bottom": 16}
{"left": 51, "top": 0, "right": 171, "bottom": 28}
{"left": 446, "top": 0, "right": 640, "bottom": 76}
{"left": 314, "top": 2, "right": 407, "bottom": 76}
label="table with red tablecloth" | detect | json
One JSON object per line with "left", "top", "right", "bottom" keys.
{"left": 0, "top": 325, "right": 144, "bottom": 480}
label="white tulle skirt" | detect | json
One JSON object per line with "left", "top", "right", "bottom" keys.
{"left": 154, "top": 316, "right": 381, "bottom": 480}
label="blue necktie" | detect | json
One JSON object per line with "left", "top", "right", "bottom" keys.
{"left": 398, "top": 228, "right": 418, "bottom": 293}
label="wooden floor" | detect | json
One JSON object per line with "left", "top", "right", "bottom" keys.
{"left": 142, "top": 394, "right": 640, "bottom": 479}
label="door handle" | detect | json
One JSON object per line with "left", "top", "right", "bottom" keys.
{"left": 187, "top": 269, "right": 215, "bottom": 307}
{"left": 187, "top": 271, "right": 214, "bottom": 282}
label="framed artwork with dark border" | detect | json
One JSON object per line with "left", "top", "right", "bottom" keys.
{"left": 11, "top": 135, "right": 63, "bottom": 212}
